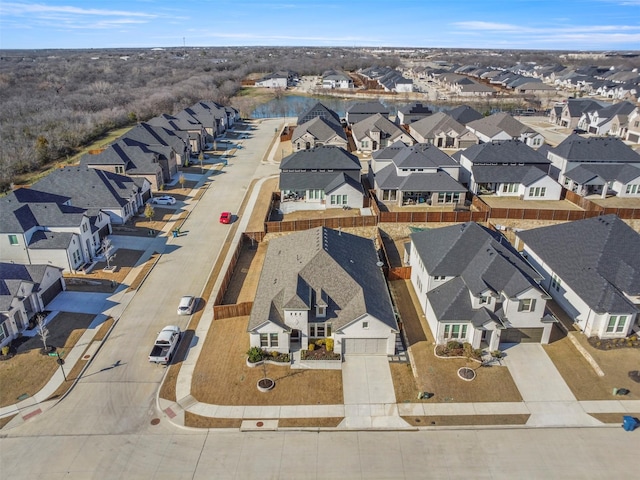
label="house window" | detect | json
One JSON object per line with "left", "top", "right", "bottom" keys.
{"left": 259, "top": 333, "right": 268, "bottom": 347}
{"left": 528, "top": 187, "right": 546, "bottom": 198}
{"left": 362, "top": 321, "right": 369, "bottom": 329}
{"left": 438, "top": 192, "right": 455, "bottom": 203}
{"left": 626, "top": 184, "right": 639, "bottom": 194}
{"left": 479, "top": 296, "right": 490, "bottom": 305}
{"left": 0, "top": 321, "right": 9, "bottom": 342}
{"left": 382, "top": 190, "right": 397, "bottom": 201}
{"left": 330, "top": 194, "right": 347, "bottom": 205}
{"left": 550, "top": 274, "right": 561, "bottom": 292}
{"left": 606, "top": 315, "right": 628, "bottom": 334}
{"left": 308, "top": 189, "right": 324, "bottom": 200}
{"left": 115, "top": 166, "right": 124, "bottom": 174}
{"left": 434, "top": 276, "right": 446, "bottom": 281}
{"left": 269, "top": 333, "right": 278, "bottom": 347}
{"left": 518, "top": 298, "right": 536, "bottom": 312}
{"left": 309, "top": 323, "right": 330, "bottom": 338}
{"left": 8, "top": 235, "right": 18, "bottom": 245}
{"left": 501, "top": 183, "right": 518, "bottom": 193}
{"left": 444, "top": 324, "right": 468, "bottom": 340}
{"left": 82, "top": 223, "right": 88, "bottom": 232}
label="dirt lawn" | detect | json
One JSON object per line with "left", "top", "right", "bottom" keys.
{"left": 0, "top": 312, "right": 96, "bottom": 407}
{"left": 222, "top": 241, "right": 267, "bottom": 304}
{"left": 190, "top": 316, "right": 343, "bottom": 406}
{"left": 544, "top": 331, "right": 640, "bottom": 401}
{"left": 246, "top": 176, "right": 278, "bottom": 233}
{"left": 389, "top": 280, "right": 522, "bottom": 404}
{"left": 65, "top": 248, "right": 144, "bottom": 285}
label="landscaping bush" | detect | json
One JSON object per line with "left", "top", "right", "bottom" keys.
{"left": 446, "top": 340, "right": 462, "bottom": 350}
{"left": 325, "top": 338, "right": 334, "bottom": 352}
{"left": 246, "top": 346, "right": 264, "bottom": 363}
{"left": 315, "top": 338, "right": 326, "bottom": 347}
{"left": 308, "top": 343, "right": 315, "bottom": 351}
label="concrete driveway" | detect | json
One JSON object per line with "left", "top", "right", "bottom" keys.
{"left": 45, "top": 291, "right": 119, "bottom": 315}
{"left": 502, "top": 343, "right": 600, "bottom": 426}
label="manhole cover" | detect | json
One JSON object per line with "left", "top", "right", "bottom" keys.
{"left": 256, "top": 421, "right": 264, "bottom": 427}
{"left": 150, "top": 418, "right": 160, "bottom": 425}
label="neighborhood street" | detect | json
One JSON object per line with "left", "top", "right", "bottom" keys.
{"left": 0, "top": 119, "right": 638, "bottom": 479}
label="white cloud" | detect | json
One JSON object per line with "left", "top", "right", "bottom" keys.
{"left": 0, "top": 2, "right": 157, "bottom": 18}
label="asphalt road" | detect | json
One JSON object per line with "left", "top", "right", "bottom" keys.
{"left": 0, "top": 118, "right": 637, "bottom": 479}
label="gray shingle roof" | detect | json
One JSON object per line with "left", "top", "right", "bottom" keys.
{"left": 564, "top": 163, "right": 640, "bottom": 184}
{"left": 248, "top": 227, "right": 398, "bottom": 332}
{"left": 412, "top": 222, "right": 541, "bottom": 297}
{"left": 280, "top": 172, "right": 358, "bottom": 192}
{"left": 297, "top": 102, "right": 341, "bottom": 126}
{"left": 517, "top": 215, "right": 640, "bottom": 314}
{"left": 551, "top": 135, "right": 640, "bottom": 163}
{"left": 410, "top": 112, "right": 468, "bottom": 139}
{"left": 280, "top": 146, "right": 360, "bottom": 171}
{"left": 352, "top": 114, "right": 410, "bottom": 142}
{"left": 471, "top": 165, "right": 547, "bottom": 185}
{"left": 0, "top": 193, "right": 88, "bottom": 234}
{"left": 31, "top": 166, "right": 141, "bottom": 210}
{"left": 462, "top": 140, "right": 550, "bottom": 165}
{"left": 121, "top": 123, "right": 188, "bottom": 154}
{"left": 467, "top": 112, "right": 535, "bottom": 138}
{"left": 28, "top": 230, "right": 75, "bottom": 249}
{"left": 292, "top": 117, "right": 347, "bottom": 144}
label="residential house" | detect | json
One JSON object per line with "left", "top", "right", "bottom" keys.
{"left": 550, "top": 98, "right": 610, "bottom": 128}
{"left": 0, "top": 263, "right": 65, "bottom": 348}
{"left": 396, "top": 102, "right": 433, "bottom": 125}
{"left": 321, "top": 70, "right": 354, "bottom": 89}
{"left": 247, "top": 227, "right": 399, "bottom": 356}
{"left": 147, "top": 113, "right": 206, "bottom": 155}
{"left": 516, "top": 215, "right": 639, "bottom": 339}
{"left": 577, "top": 101, "right": 636, "bottom": 136}
{"left": 297, "top": 102, "right": 342, "bottom": 127}
{"left": 351, "top": 114, "right": 415, "bottom": 153}
{"left": 459, "top": 140, "right": 562, "bottom": 200}
{"left": 345, "top": 101, "right": 389, "bottom": 125}
{"left": 31, "top": 166, "right": 150, "bottom": 225}
{"left": 368, "top": 142, "right": 467, "bottom": 206}
{"left": 118, "top": 122, "right": 190, "bottom": 167}
{"left": 626, "top": 108, "right": 640, "bottom": 143}
{"left": 292, "top": 117, "right": 348, "bottom": 152}
{"left": 466, "top": 112, "right": 545, "bottom": 148}
{"left": 279, "top": 146, "right": 363, "bottom": 209}
{"left": 0, "top": 189, "right": 111, "bottom": 272}
{"left": 255, "top": 71, "right": 296, "bottom": 89}
{"left": 409, "top": 112, "right": 479, "bottom": 149}
{"left": 548, "top": 134, "right": 640, "bottom": 197}
{"left": 81, "top": 138, "right": 175, "bottom": 191}
{"left": 183, "top": 101, "right": 236, "bottom": 137}
{"left": 407, "top": 222, "right": 553, "bottom": 350}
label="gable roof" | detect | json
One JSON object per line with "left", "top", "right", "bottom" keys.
{"left": 352, "top": 113, "right": 411, "bottom": 142}
{"left": 461, "top": 140, "right": 550, "bottom": 165}
{"left": 517, "top": 215, "right": 640, "bottom": 314}
{"left": 292, "top": 117, "right": 347, "bottom": 144}
{"left": 297, "top": 102, "right": 341, "bottom": 126}
{"left": 564, "top": 163, "right": 640, "bottom": 184}
{"left": 375, "top": 165, "right": 466, "bottom": 192}
{"left": 280, "top": 146, "right": 360, "bottom": 171}
{"left": 410, "top": 112, "right": 469, "bottom": 139}
{"left": 447, "top": 105, "right": 483, "bottom": 125}
{"left": 248, "top": 227, "right": 397, "bottom": 332}
{"left": 471, "top": 165, "right": 547, "bottom": 186}
{"left": 121, "top": 122, "right": 188, "bottom": 154}
{"left": 466, "top": 112, "right": 535, "bottom": 138}
{"left": 0, "top": 192, "right": 88, "bottom": 234}
{"left": 0, "top": 263, "right": 55, "bottom": 310}
{"left": 551, "top": 134, "right": 640, "bottom": 163}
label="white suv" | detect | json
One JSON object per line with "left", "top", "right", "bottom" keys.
{"left": 177, "top": 296, "right": 196, "bottom": 315}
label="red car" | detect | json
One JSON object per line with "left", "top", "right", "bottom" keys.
{"left": 219, "top": 211, "right": 232, "bottom": 224}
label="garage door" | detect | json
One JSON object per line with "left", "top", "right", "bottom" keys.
{"left": 40, "top": 279, "right": 63, "bottom": 306}
{"left": 343, "top": 338, "right": 387, "bottom": 355}
{"left": 500, "top": 327, "right": 543, "bottom": 344}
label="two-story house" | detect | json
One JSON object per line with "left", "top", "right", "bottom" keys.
{"left": 292, "top": 117, "right": 348, "bottom": 152}
{"left": 466, "top": 112, "right": 545, "bottom": 148}
{"left": 409, "top": 111, "right": 479, "bottom": 149}
{"left": 351, "top": 114, "right": 415, "bottom": 154}
{"left": 407, "top": 222, "right": 554, "bottom": 350}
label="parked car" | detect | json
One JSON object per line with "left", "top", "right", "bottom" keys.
{"left": 151, "top": 196, "right": 176, "bottom": 205}
{"left": 148, "top": 325, "right": 181, "bottom": 364}
{"left": 177, "top": 295, "right": 196, "bottom": 315}
{"left": 219, "top": 211, "right": 232, "bottom": 224}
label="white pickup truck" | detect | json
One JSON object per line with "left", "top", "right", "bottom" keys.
{"left": 148, "top": 325, "right": 181, "bottom": 364}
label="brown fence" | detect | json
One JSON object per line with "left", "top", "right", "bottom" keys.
{"left": 280, "top": 126, "right": 294, "bottom": 142}
{"left": 564, "top": 189, "right": 604, "bottom": 212}
{"left": 213, "top": 237, "right": 245, "bottom": 306}
{"left": 378, "top": 210, "right": 488, "bottom": 223}
{"left": 213, "top": 301, "right": 253, "bottom": 320}
{"left": 244, "top": 231, "right": 266, "bottom": 243}
{"left": 388, "top": 266, "right": 412, "bottom": 280}
{"left": 265, "top": 215, "right": 377, "bottom": 233}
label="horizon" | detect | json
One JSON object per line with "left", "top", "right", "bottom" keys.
{"left": 1, "top": 0, "right": 640, "bottom": 51}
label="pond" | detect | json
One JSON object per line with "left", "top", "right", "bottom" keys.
{"left": 250, "top": 94, "right": 443, "bottom": 120}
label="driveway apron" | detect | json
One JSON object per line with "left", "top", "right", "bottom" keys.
{"left": 502, "top": 343, "right": 600, "bottom": 426}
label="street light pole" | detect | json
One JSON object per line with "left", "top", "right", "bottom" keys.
{"left": 56, "top": 351, "right": 67, "bottom": 381}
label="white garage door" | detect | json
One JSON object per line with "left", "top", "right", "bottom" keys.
{"left": 343, "top": 338, "right": 387, "bottom": 355}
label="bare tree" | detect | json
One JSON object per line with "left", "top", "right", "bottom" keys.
{"left": 101, "top": 238, "right": 116, "bottom": 269}
{"left": 36, "top": 314, "right": 50, "bottom": 353}
{"left": 144, "top": 203, "right": 155, "bottom": 222}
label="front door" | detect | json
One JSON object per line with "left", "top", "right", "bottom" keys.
{"left": 291, "top": 329, "right": 301, "bottom": 343}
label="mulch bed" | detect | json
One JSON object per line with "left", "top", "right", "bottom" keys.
{"left": 301, "top": 345, "right": 340, "bottom": 361}
{"left": 587, "top": 336, "right": 640, "bottom": 350}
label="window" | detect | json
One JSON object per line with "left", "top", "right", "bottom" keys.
{"left": 8, "top": 235, "right": 18, "bottom": 245}
{"left": 606, "top": 315, "right": 628, "bottom": 334}
{"left": 434, "top": 276, "right": 446, "bottom": 281}
{"left": 115, "top": 166, "right": 124, "bottom": 174}
{"left": 518, "top": 298, "right": 536, "bottom": 312}
{"left": 330, "top": 194, "right": 347, "bottom": 205}
{"left": 479, "top": 295, "right": 490, "bottom": 305}
{"left": 362, "top": 321, "right": 369, "bottom": 329}
{"left": 550, "top": 274, "right": 561, "bottom": 292}
{"left": 0, "top": 321, "right": 8, "bottom": 342}
{"left": 316, "top": 325, "right": 325, "bottom": 337}
{"left": 502, "top": 183, "right": 518, "bottom": 193}
{"left": 269, "top": 333, "right": 278, "bottom": 347}
{"left": 444, "top": 324, "right": 467, "bottom": 340}
{"left": 528, "top": 187, "right": 546, "bottom": 198}
{"left": 382, "top": 190, "right": 397, "bottom": 201}
{"left": 259, "top": 333, "right": 268, "bottom": 347}
{"left": 626, "top": 184, "right": 639, "bottom": 194}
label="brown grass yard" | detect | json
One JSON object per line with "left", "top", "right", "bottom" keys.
{"left": 247, "top": 177, "right": 278, "bottom": 232}
{"left": 402, "top": 414, "right": 530, "bottom": 427}
{"left": 544, "top": 331, "right": 640, "bottom": 401}
{"left": 65, "top": 248, "right": 144, "bottom": 285}
{"left": 389, "top": 280, "right": 522, "bottom": 403}
{"left": 0, "top": 312, "right": 95, "bottom": 407}
{"left": 221, "top": 241, "right": 267, "bottom": 304}
{"left": 190, "top": 316, "right": 343, "bottom": 406}
{"left": 282, "top": 207, "right": 362, "bottom": 222}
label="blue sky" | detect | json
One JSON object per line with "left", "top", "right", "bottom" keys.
{"left": 1, "top": 0, "right": 639, "bottom": 50}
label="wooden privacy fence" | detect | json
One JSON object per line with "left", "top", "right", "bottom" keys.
{"left": 213, "top": 237, "right": 245, "bottom": 306}
{"left": 378, "top": 210, "right": 488, "bottom": 223}
{"left": 376, "top": 228, "right": 412, "bottom": 280}
{"left": 265, "top": 215, "right": 377, "bottom": 233}
{"left": 213, "top": 302, "right": 253, "bottom": 320}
